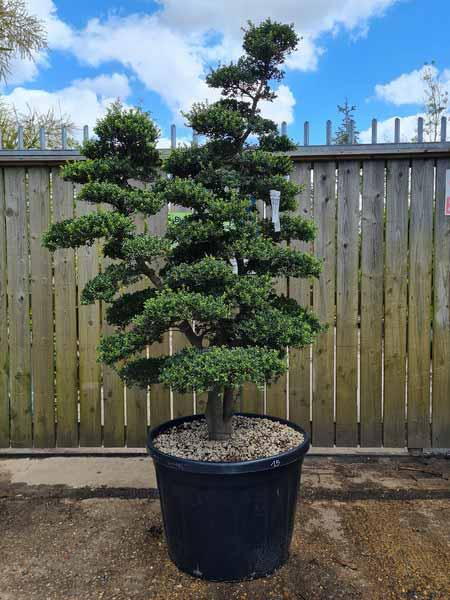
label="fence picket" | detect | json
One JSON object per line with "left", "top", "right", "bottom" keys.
{"left": 312, "top": 161, "right": 336, "bottom": 446}
{"left": 384, "top": 160, "right": 409, "bottom": 447}
{"left": 240, "top": 198, "right": 265, "bottom": 415}
{"left": 125, "top": 211, "right": 149, "bottom": 447}
{"left": 0, "top": 142, "right": 449, "bottom": 451}
{"left": 432, "top": 158, "right": 450, "bottom": 447}
{"left": 336, "top": 161, "right": 359, "bottom": 446}
{"left": 360, "top": 161, "right": 384, "bottom": 446}
{"left": 52, "top": 170, "right": 78, "bottom": 446}
{"left": 4, "top": 168, "right": 32, "bottom": 447}
{"left": 29, "top": 168, "right": 55, "bottom": 447}
{"left": 408, "top": 159, "right": 433, "bottom": 448}
{"left": 289, "top": 162, "right": 312, "bottom": 434}
{"left": 101, "top": 206, "right": 125, "bottom": 447}
{"left": 266, "top": 204, "right": 288, "bottom": 419}
{"left": 76, "top": 188, "right": 102, "bottom": 446}
{"left": 0, "top": 170, "right": 8, "bottom": 446}
{"left": 148, "top": 204, "right": 171, "bottom": 428}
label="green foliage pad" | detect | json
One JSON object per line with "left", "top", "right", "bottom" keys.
{"left": 43, "top": 21, "right": 323, "bottom": 411}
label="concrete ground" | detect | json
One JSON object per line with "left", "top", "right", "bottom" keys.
{"left": 0, "top": 455, "right": 449, "bottom": 600}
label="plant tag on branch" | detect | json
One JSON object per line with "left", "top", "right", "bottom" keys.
{"left": 229, "top": 257, "right": 238, "bottom": 274}
{"left": 270, "top": 190, "right": 281, "bottom": 232}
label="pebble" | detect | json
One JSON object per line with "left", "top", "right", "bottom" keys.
{"left": 154, "top": 416, "right": 304, "bottom": 462}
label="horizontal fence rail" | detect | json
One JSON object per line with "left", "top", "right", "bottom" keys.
{"left": 0, "top": 142, "right": 449, "bottom": 449}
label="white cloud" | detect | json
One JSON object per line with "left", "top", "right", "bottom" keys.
{"left": 14, "top": 0, "right": 399, "bottom": 124}
{"left": 374, "top": 65, "right": 450, "bottom": 105}
{"left": 71, "top": 73, "right": 131, "bottom": 100}
{"left": 26, "top": 0, "right": 73, "bottom": 49}
{"left": 259, "top": 85, "right": 296, "bottom": 125}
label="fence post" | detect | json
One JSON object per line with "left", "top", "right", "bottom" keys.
{"left": 326, "top": 120, "right": 332, "bottom": 145}
{"left": 170, "top": 124, "right": 176, "bottom": 149}
{"left": 17, "top": 126, "right": 24, "bottom": 150}
{"left": 83, "top": 125, "right": 89, "bottom": 142}
{"left": 371, "top": 119, "right": 377, "bottom": 144}
{"left": 441, "top": 116, "right": 447, "bottom": 142}
{"left": 394, "top": 118, "right": 400, "bottom": 143}
{"left": 281, "top": 121, "right": 287, "bottom": 137}
{"left": 417, "top": 117, "right": 424, "bottom": 143}
{"left": 39, "top": 127, "right": 46, "bottom": 150}
{"left": 304, "top": 121, "right": 309, "bottom": 146}
{"left": 61, "top": 126, "right": 67, "bottom": 150}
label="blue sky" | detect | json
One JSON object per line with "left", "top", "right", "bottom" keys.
{"left": 5, "top": 0, "right": 450, "bottom": 145}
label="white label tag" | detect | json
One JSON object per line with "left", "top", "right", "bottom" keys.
{"left": 269, "top": 189, "right": 281, "bottom": 232}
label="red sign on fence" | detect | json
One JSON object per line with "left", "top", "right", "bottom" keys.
{"left": 446, "top": 170, "right": 450, "bottom": 216}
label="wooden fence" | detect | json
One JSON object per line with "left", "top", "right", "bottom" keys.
{"left": 0, "top": 141, "right": 449, "bottom": 449}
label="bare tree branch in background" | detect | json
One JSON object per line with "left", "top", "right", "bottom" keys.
{"left": 0, "top": 98, "right": 76, "bottom": 148}
{"left": 422, "top": 62, "right": 449, "bottom": 142}
{"left": 0, "top": 0, "right": 47, "bottom": 82}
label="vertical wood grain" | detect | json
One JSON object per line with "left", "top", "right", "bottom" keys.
{"left": 432, "top": 158, "right": 450, "bottom": 447}
{"left": 52, "top": 170, "right": 78, "bottom": 447}
{"left": 29, "top": 168, "right": 55, "bottom": 447}
{"left": 360, "top": 160, "right": 384, "bottom": 446}
{"left": 76, "top": 189, "right": 102, "bottom": 446}
{"left": 408, "top": 159, "right": 433, "bottom": 448}
{"left": 335, "top": 160, "right": 359, "bottom": 446}
{"left": 384, "top": 160, "right": 409, "bottom": 447}
{"left": 125, "top": 210, "right": 149, "bottom": 447}
{"left": 148, "top": 203, "right": 171, "bottom": 428}
{"left": 4, "top": 167, "right": 32, "bottom": 447}
{"left": 289, "top": 162, "right": 312, "bottom": 434}
{"left": 0, "top": 170, "right": 9, "bottom": 446}
{"left": 312, "top": 161, "right": 336, "bottom": 446}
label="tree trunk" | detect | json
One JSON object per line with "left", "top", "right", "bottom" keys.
{"left": 205, "top": 386, "right": 234, "bottom": 441}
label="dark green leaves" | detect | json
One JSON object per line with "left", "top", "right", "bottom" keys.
{"left": 43, "top": 211, "right": 134, "bottom": 251}
{"left": 158, "top": 346, "right": 287, "bottom": 393}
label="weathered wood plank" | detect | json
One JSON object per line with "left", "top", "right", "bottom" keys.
{"left": 76, "top": 189, "right": 101, "bottom": 446}
{"left": 312, "top": 161, "right": 336, "bottom": 446}
{"left": 240, "top": 383, "right": 264, "bottom": 414}
{"left": 241, "top": 198, "right": 265, "bottom": 415}
{"left": 148, "top": 204, "right": 171, "bottom": 429}
{"left": 289, "top": 162, "right": 312, "bottom": 434}
{"left": 384, "top": 160, "right": 409, "bottom": 447}
{"left": 29, "top": 168, "right": 55, "bottom": 447}
{"left": 432, "top": 158, "right": 450, "bottom": 447}
{"left": 52, "top": 170, "right": 78, "bottom": 446}
{"left": 101, "top": 204, "right": 125, "bottom": 447}
{"left": 102, "top": 317, "right": 125, "bottom": 446}
{"left": 125, "top": 210, "right": 148, "bottom": 447}
{"left": 360, "top": 161, "right": 384, "bottom": 446}
{"left": 408, "top": 159, "right": 433, "bottom": 448}
{"left": 0, "top": 170, "right": 9, "bottom": 446}
{"left": 4, "top": 167, "right": 32, "bottom": 447}
{"left": 335, "top": 160, "right": 359, "bottom": 446}
{"left": 266, "top": 203, "right": 287, "bottom": 419}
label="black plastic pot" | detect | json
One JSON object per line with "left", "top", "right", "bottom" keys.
{"left": 147, "top": 412, "right": 310, "bottom": 582}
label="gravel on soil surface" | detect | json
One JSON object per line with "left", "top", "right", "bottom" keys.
{"left": 153, "top": 415, "right": 304, "bottom": 462}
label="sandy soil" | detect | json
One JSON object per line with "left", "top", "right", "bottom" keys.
{"left": 0, "top": 456, "right": 449, "bottom": 600}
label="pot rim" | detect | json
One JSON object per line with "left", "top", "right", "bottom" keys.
{"left": 147, "top": 412, "right": 310, "bottom": 474}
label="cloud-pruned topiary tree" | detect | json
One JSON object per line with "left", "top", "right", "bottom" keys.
{"left": 43, "top": 20, "right": 323, "bottom": 442}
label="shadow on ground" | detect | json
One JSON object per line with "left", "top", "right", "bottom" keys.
{"left": 0, "top": 457, "right": 449, "bottom": 600}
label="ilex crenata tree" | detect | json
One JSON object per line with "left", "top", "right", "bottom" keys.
{"left": 43, "top": 20, "right": 323, "bottom": 441}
